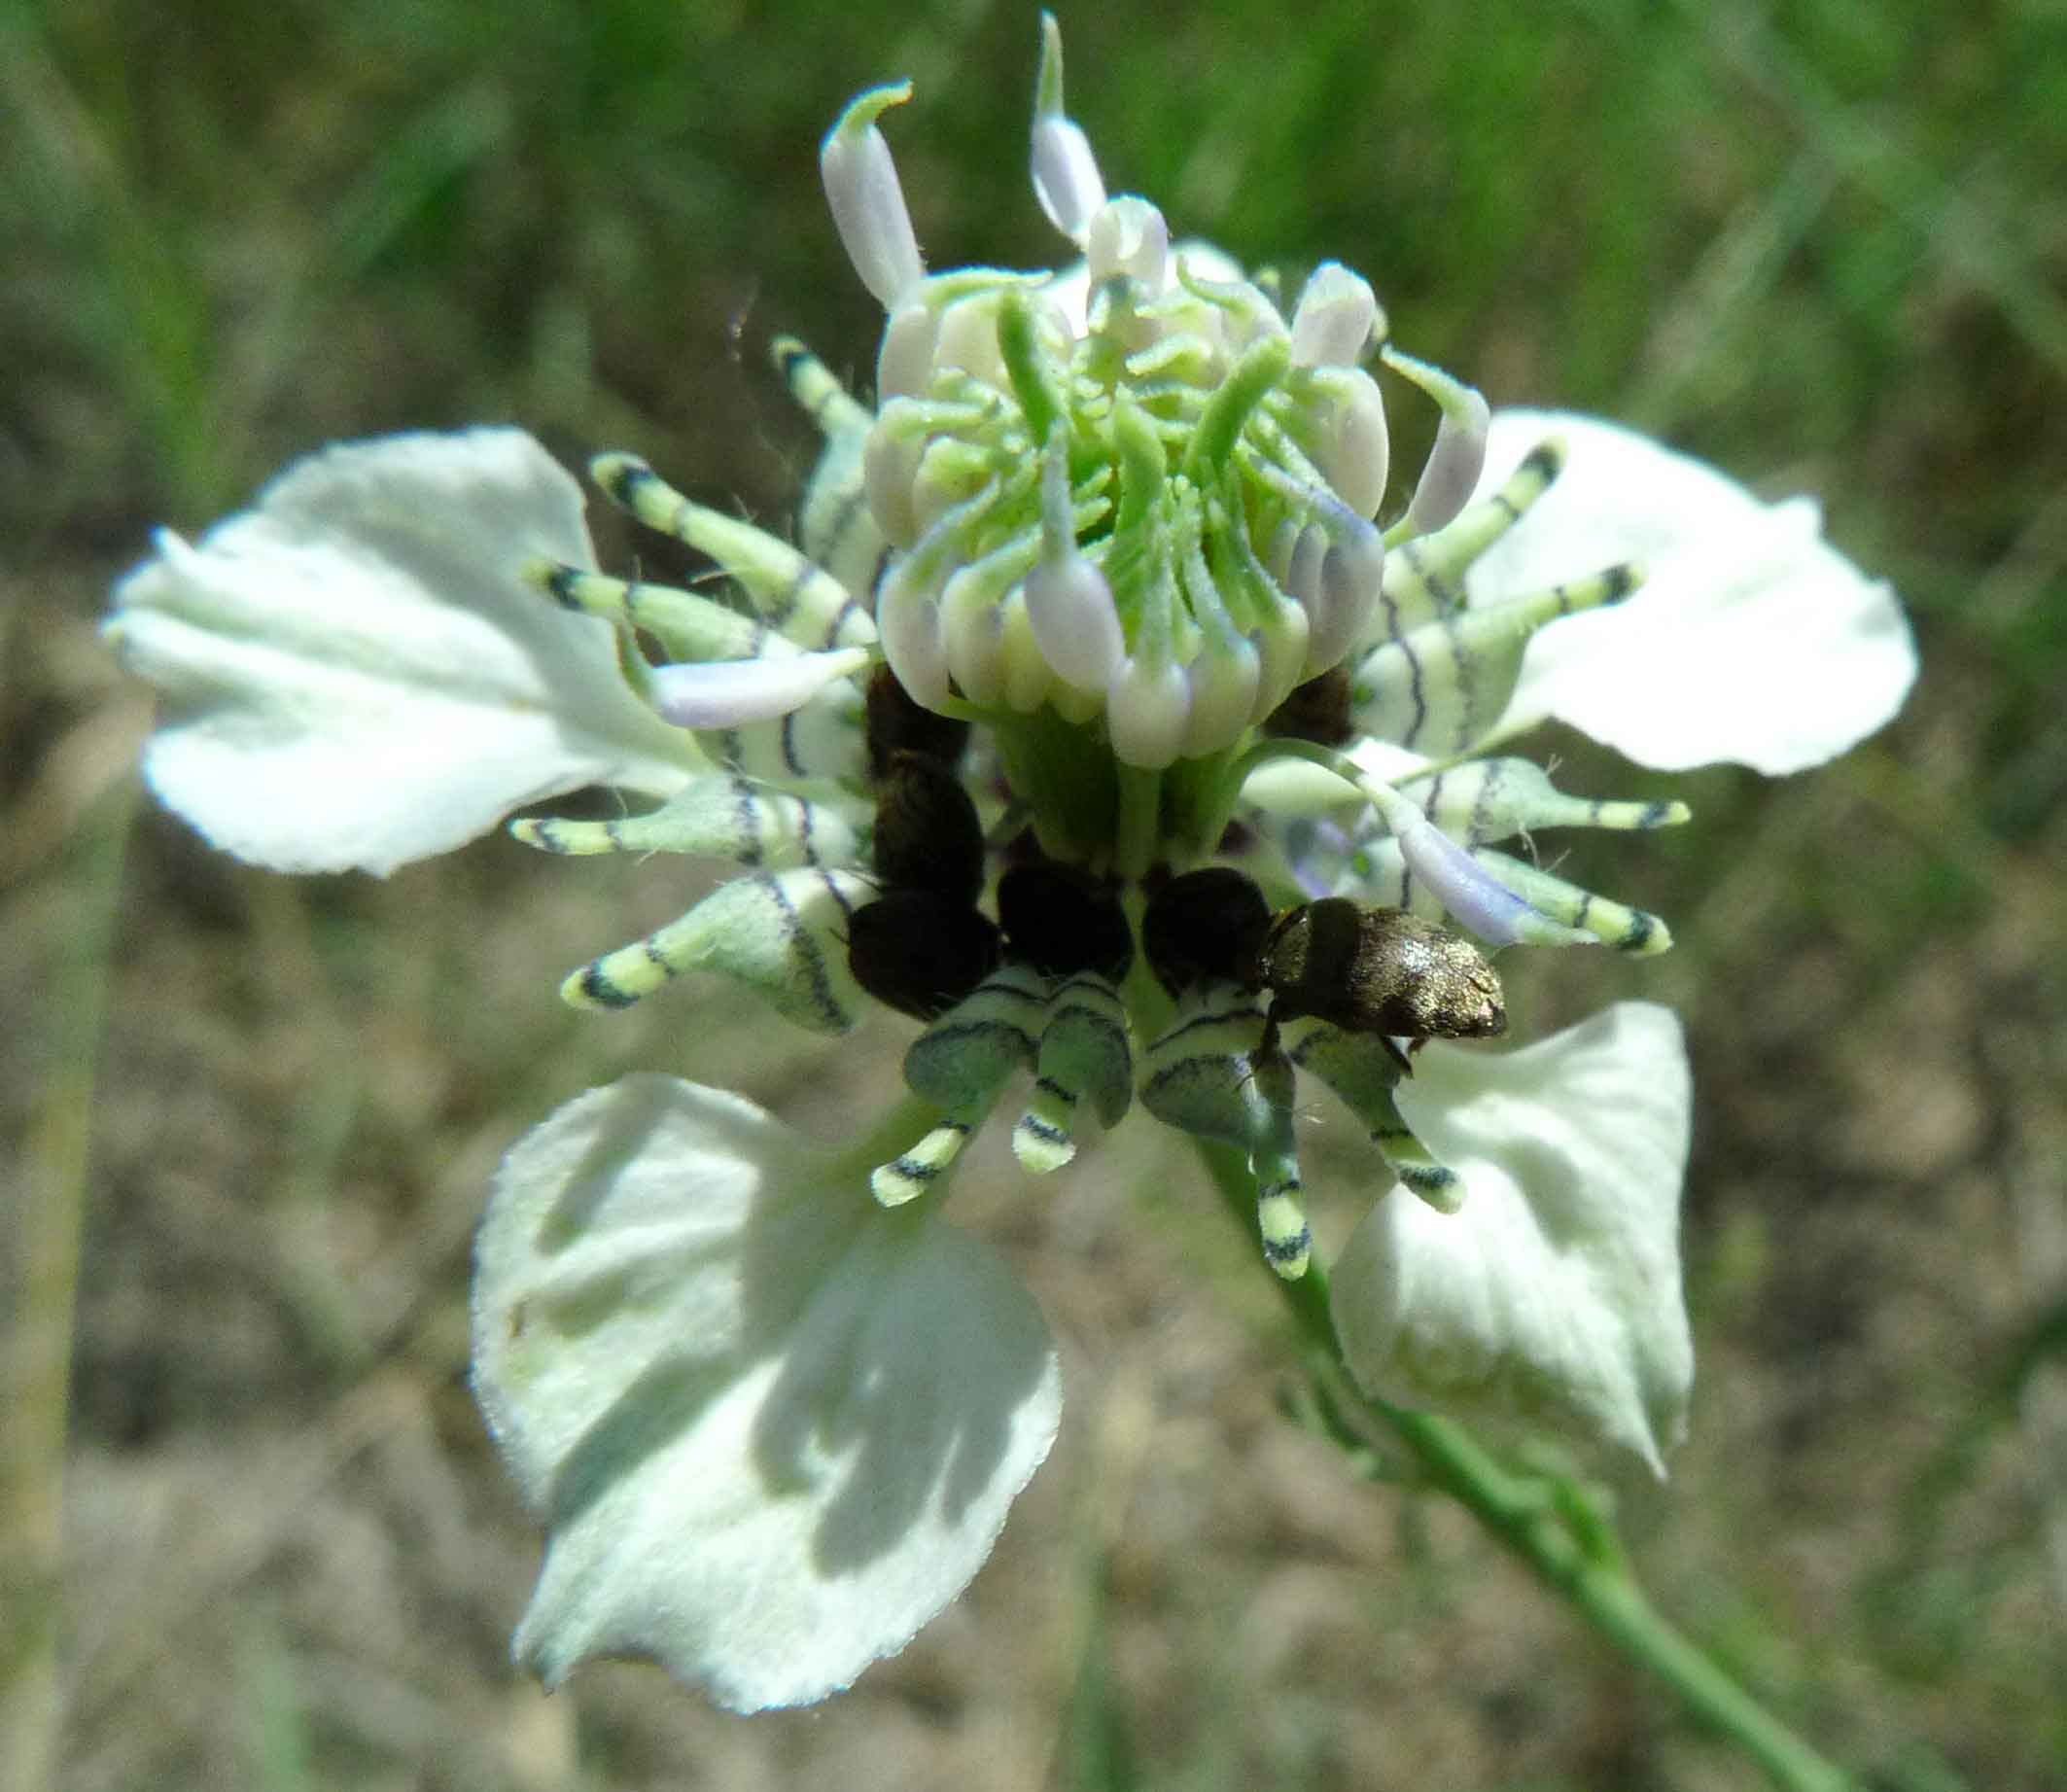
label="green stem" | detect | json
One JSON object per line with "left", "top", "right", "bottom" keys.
{"left": 1191, "top": 1140, "right": 1860, "bottom": 1792}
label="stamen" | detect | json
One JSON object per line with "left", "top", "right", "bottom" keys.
{"left": 511, "top": 777, "right": 859, "bottom": 868}
{"left": 1025, "top": 426, "right": 1125, "bottom": 688}
{"left": 1031, "top": 13, "right": 1105, "bottom": 245}
{"left": 877, "top": 301, "right": 941, "bottom": 405}
{"left": 1176, "top": 511, "right": 1261, "bottom": 755}
{"left": 821, "top": 82, "right": 926, "bottom": 308}
{"left": 1371, "top": 785, "right": 1593, "bottom": 948}
{"left": 1312, "top": 517, "right": 1384, "bottom": 675}
{"left": 648, "top": 648, "right": 870, "bottom": 729}
{"left": 1290, "top": 263, "right": 1382, "bottom": 368}
{"left": 1086, "top": 197, "right": 1169, "bottom": 291}
{"left": 877, "top": 563, "right": 952, "bottom": 711}
{"left": 1106, "top": 651, "right": 1191, "bottom": 769}
{"left": 1297, "top": 365, "right": 1390, "bottom": 520}
{"left": 1383, "top": 348, "right": 1491, "bottom": 538}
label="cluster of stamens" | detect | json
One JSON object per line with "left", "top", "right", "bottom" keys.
{"left": 502, "top": 15, "right": 1698, "bottom": 1280}
{"left": 827, "top": 20, "right": 1495, "bottom": 767}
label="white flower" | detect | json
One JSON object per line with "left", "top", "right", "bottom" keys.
{"left": 473, "top": 1075, "right": 1058, "bottom": 1711}
{"left": 103, "top": 15, "right": 1916, "bottom": 1714}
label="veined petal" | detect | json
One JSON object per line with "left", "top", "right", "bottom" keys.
{"left": 1330, "top": 1002, "right": 1694, "bottom": 1475}
{"left": 473, "top": 1076, "right": 1061, "bottom": 1712}
{"left": 1469, "top": 412, "right": 1916, "bottom": 774}
{"left": 106, "top": 430, "right": 701, "bottom": 875}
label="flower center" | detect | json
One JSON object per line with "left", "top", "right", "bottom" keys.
{"left": 866, "top": 246, "right": 1394, "bottom": 773}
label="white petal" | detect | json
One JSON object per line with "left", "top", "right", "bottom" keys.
{"left": 1330, "top": 1002, "right": 1694, "bottom": 1474}
{"left": 1468, "top": 411, "right": 1916, "bottom": 774}
{"left": 106, "top": 430, "right": 700, "bottom": 876}
{"left": 473, "top": 1076, "right": 1061, "bottom": 1711}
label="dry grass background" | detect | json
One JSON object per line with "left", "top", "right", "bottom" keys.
{"left": 4, "top": 0, "right": 2065, "bottom": 1786}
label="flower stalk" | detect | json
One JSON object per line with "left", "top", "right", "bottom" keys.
{"left": 1193, "top": 1141, "right": 1862, "bottom": 1792}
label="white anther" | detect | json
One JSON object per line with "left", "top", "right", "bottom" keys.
{"left": 1250, "top": 592, "right": 1312, "bottom": 720}
{"left": 941, "top": 562, "right": 1010, "bottom": 707}
{"left": 877, "top": 561, "right": 953, "bottom": 710}
{"left": 1362, "top": 782, "right": 1591, "bottom": 949}
{"left": 1290, "top": 263, "right": 1380, "bottom": 367}
{"left": 933, "top": 293, "right": 1009, "bottom": 386}
{"left": 1033, "top": 116, "right": 1106, "bottom": 245}
{"left": 1266, "top": 516, "right": 1299, "bottom": 586}
{"left": 1106, "top": 652, "right": 1191, "bottom": 768}
{"left": 862, "top": 425, "right": 923, "bottom": 548}
{"left": 1383, "top": 347, "right": 1491, "bottom": 536}
{"left": 1284, "top": 522, "right": 1325, "bottom": 613}
{"left": 821, "top": 85, "right": 926, "bottom": 308}
{"left": 1087, "top": 197, "right": 1170, "bottom": 293}
{"left": 1025, "top": 557, "right": 1125, "bottom": 691}
{"left": 1031, "top": 11, "right": 1107, "bottom": 246}
{"left": 877, "top": 301, "right": 939, "bottom": 403}
{"left": 1025, "top": 429, "right": 1125, "bottom": 688}
{"left": 1306, "top": 522, "right": 1384, "bottom": 675}
{"left": 1311, "top": 367, "right": 1390, "bottom": 519}
{"left": 1180, "top": 631, "right": 1261, "bottom": 756}
{"left": 648, "top": 648, "right": 870, "bottom": 729}
{"left": 998, "top": 587, "right": 1057, "bottom": 714}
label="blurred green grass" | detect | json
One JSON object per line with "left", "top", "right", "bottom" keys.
{"left": 4, "top": 0, "right": 2065, "bottom": 1787}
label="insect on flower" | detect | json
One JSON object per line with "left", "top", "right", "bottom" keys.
{"left": 1143, "top": 866, "right": 1506, "bottom": 1073}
